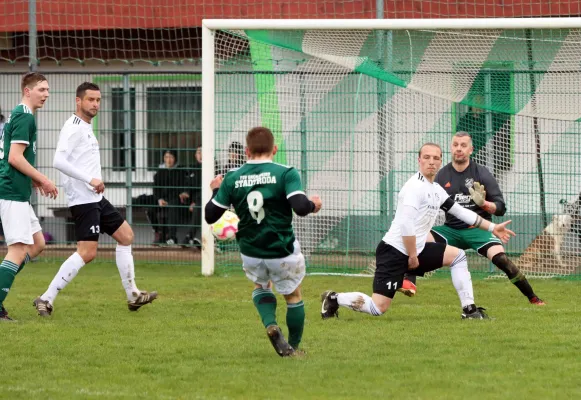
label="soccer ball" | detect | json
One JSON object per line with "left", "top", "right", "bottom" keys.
{"left": 211, "top": 210, "right": 239, "bottom": 241}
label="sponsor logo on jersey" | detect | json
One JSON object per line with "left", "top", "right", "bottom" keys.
{"left": 454, "top": 193, "right": 472, "bottom": 204}
{"left": 235, "top": 172, "right": 277, "bottom": 188}
{"left": 445, "top": 182, "right": 451, "bottom": 188}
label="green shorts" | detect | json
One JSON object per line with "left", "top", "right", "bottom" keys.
{"left": 431, "top": 225, "right": 502, "bottom": 257}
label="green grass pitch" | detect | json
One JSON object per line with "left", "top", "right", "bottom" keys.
{"left": 2, "top": 261, "right": 580, "bottom": 399}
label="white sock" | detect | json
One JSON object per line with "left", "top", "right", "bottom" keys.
{"left": 116, "top": 245, "right": 140, "bottom": 301}
{"left": 337, "top": 292, "right": 383, "bottom": 316}
{"left": 40, "top": 252, "right": 85, "bottom": 305}
{"left": 449, "top": 250, "right": 475, "bottom": 308}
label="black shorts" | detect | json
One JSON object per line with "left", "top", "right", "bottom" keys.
{"left": 373, "top": 241, "right": 446, "bottom": 298}
{"left": 69, "top": 198, "right": 125, "bottom": 242}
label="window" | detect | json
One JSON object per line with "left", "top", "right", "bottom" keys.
{"left": 111, "top": 87, "right": 136, "bottom": 171}
{"left": 146, "top": 86, "right": 202, "bottom": 169}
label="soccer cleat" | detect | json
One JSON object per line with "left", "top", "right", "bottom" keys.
{"left": 33, "top": 297, "right": 53, "bottom": 317}
{"left": 461, "top": 306, "right": 489, "bottom": 320}
{"left": 529, "top": 296, "right": 546, "bottom": 306}
{"left": 128, "top": 290, "right": 158, "bottom": 311}
{"left": 397, "top": 279, "right": 417, "bottom": 297}
{"left": 266, "top": 325, "right": 295, "bottom": 357}
{"left": 320, "top": 290, "right": 339, "bottom": 319}
{"left": 0, "top": 305, "right": 14, "bottom": 321}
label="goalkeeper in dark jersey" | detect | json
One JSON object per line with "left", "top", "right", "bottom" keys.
{"left": 402, "top": 132, "right": 544, "bottom": 306}
{"left": 205, "top": 127, "right": 322, "bottom": 357}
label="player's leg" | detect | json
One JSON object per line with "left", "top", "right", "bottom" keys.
{"left": 17, "top": 204, "right": 45, "bottom": 275}
{"left": 0, "top": 200, "right": 35, "bottom": 321}
{"left": 36, "top": 204, "right": 100, "bottom": 315}
{"left": 243, "top": 254, "right": 293, "bottom": 357}
{"left": 267, "top": 242, "right": 307, "bottom": 351}
{"left": 483, "top": 243, "right": 544, "bottom": 305}
{"left": 108, "top": 209, "right": 157, "bottom": 311}
{"left": 438, "top": 244, "right": 488, "bottom": 319}
{"left": 322, "top": 241, "right": 404, "bottom": 319}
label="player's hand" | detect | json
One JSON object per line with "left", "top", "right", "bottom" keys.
{"left": 158, "top": 199, "right": 168, "bottom": 207}
{"left": 408, "top": 255, "right": 419, "bottom": 270}
{"left": 210, "top": 175, "right": 223, "bottom": 191}
{"left": 310, "top": 195, "right": 322, "bottom": 213}
{"left": 39, "top": 178, "right": 58, "bottom": 199}
{"left": 493, "top": 220, "right": 516, "bottom": 243}
{"left": 89, "top": 178, "right": 105, "bottom": 194}
{"left": 32, "top": 180, "right": 46, "bottom": 197}
{"left": 179, "top": 192, "right": 190, "bottom": 203}
{"left": 469, "top": 182, "right": 486, "bottom": 207}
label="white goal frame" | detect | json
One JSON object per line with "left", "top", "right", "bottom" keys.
{"left": 200, "top": 17, "right": 581, "bottom": 276}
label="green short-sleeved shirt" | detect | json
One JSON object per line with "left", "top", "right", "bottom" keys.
{"left": 0, "top": 104, "right": 37, "bottom": 201}
{"left": 213, "top": 160, "right": 304, "bottom": 259}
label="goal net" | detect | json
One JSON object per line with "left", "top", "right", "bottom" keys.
{"left": 202, "top": 19, "right": 581, "bottom": 278}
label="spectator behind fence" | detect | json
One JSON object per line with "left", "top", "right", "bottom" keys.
{"left": 153, "top": 150, "right": 190, "bottom": 245}
{"left": 183, "top": 146, "right": 203, "bottom": 248}
{"left": 219, "top": 141, "right": 245, "bottom": 175}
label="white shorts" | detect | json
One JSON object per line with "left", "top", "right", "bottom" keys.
{"left": 241, "top": 241, "right": 306, "bottom": 295}
{"left": 0, "top": 200, "right": 42, "bottom": 245}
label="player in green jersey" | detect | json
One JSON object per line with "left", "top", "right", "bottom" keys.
{"left": 0, "top": 72, "right": 58, "bottom": 321}
{"left": 205, "top": 127, "right": 322, "bottom": 357}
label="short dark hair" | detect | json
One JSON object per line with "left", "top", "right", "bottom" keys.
{"left": 229, "top": 141, "right": 244, "bottom": 154}
{"left": 246, "top": 127, "right": 274, "bottom": 155}
{"left": 454, "top": 131, "right": 473, "bottom": 142}
{"left": 418, "top": 142, "right": 442, "bottom": 158}
{"left": 76, "top": 82, "right": 100, "bottom": 99}
{"left": 21, "top": 72, "right": 47, "bottom": 93}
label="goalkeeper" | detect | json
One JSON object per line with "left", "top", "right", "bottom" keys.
{"left": 402, "top": 132, "right": 545, "bottom": 305}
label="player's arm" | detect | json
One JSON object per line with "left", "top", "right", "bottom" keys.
{"left": 398, "top": 186, "right": 421, "bottom": 268}
{"left": 53, "top": 127, "right": 104, "bottom": 193}
{"left": 475, "top": 166, "right": 506, "bottom": 217}
{"left": 8, "top": 114, "right": 58, "bottom": 198}
{"left": 438, "top": 185, "right": 515, "bottom": 243}
{"left": 284, "top": 168, "right": 322, "bottom": 216}
{"left": 204, "top": 175, "right": 228, "bottom": 224}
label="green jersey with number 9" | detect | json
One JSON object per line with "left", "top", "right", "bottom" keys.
{"left": 213, "top": 160, "right": 304, "bottom": 259}
{"left": 0, "top": 104, "right": 37, "bottom": 202}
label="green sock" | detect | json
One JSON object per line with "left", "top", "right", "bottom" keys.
{"left": 16, "top": 253, "right": 30, "bottom": 275}
{"left": 0, "top": 260, "right": 19, "bottom": 304}
{"left": 286, "top": 301, "right": 305, "bottom": 349}
{"left": 252, "top": 288, "right": 277, "bottom": 328}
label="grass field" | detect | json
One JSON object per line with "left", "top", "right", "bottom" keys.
{"left": 2, "top": 261, "right": 580, "bottom": 400}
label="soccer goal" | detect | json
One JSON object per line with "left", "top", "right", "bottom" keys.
{"left": 201, "top": 18, "right": 581, "bottom": 278}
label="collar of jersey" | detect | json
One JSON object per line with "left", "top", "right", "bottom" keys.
{"left": 19, "top": 103, "right": 33, "bottom": 114}
{"left": 72, "top": 113, "right": 91, "bottom": 125}
{"left": 247, "top": 160, "right": 272, "bottom": 164}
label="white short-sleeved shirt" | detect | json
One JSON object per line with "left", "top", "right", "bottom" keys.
{"left": 56, "top": 115, "right": 103, "bottom": 207}
{"left": 383, "top": 172, "right": 450, "bottom": 255}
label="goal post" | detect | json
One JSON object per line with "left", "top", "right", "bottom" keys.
{"left": 201, "top": 18, "right": 581, "bottom": 278}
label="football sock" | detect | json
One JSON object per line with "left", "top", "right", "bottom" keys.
{"left": 286, "top": 301, "right": 305, "bottom": 349}
{"left": 41, "top": 252, "right": 85, "bottom": 305}
{"left": 337, "top": 292, "right": 383, "bottom": 316}
{"left": 16, "top": 253, "right": 30, "bottom": 275}
{"left": 116, "top": 245, "right": 140, "bottom": 301}
{"left": 491, "top": 253, "right": 536, "bottom": 300}
{"left": 449, "top": 250, "right": 475, "bottom": 308}
{"left": 0, "top": 259, "right": 19, "bottom": 305}
{"left": 252, "top": 288, "right": 277, "bottom": 328}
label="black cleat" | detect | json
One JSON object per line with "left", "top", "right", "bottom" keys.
{"left": 33, "top": 297, "right": 53, "bottom": 317}
{"left": 266, "top": 325, "right": 295, "bottom": 357}
{"left": 0, "top": 305, "right": 15, "bottom": 321}
{"left": 320, "top": 290, "right": 339, "bottom": 319}
{"left": 462, "top": 306, "right": 489, "bottom": 320}
{"left": 128, "top": 290, "right": 158, "bottom": 311}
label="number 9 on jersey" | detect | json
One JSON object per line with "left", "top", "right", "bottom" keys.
{"left": 211, "top": 210, "right": 240, "bottom": 241}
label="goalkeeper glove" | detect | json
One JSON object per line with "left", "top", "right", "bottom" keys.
{"left": 469, "top": 182, "right": 486, "bottom": 207}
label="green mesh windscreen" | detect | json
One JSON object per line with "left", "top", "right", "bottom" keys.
{"left": 212, "top": 28, "right": 581, "bottom": 278}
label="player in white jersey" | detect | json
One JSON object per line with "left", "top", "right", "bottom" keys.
{"left": 321, "top": 143, "right": 515, "bottom": 320}
{"left": 33, "top": 82, "right": 157, "bottom": 316}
